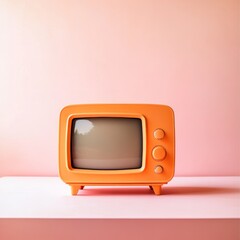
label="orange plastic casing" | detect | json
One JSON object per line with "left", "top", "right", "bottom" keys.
{"left": 59, "top": 104, "right": 175, "bottom": 195}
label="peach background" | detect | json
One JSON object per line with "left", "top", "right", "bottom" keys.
{"left": 0, "top": 0, "right": 239, "bottom": 176}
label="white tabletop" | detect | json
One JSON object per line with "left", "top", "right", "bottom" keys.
{"left": 0, "top": 176, "right": 239, "bottom": 219}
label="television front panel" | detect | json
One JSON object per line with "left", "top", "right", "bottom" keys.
{"left": 59, "top": 104, "right": 175, "bottom": 195}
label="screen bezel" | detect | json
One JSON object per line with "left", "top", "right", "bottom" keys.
{"left": 65, "top": 113, "right": 147, "bottom": 174}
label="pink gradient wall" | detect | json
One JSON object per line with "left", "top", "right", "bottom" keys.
{"left": 0, "top": 0, "right": 239, "bottom": 176}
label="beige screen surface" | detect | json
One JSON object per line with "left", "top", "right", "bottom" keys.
{"left": 71, "top": 118, "right": 143, "bottom": 170}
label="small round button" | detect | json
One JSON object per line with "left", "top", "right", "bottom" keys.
{"left": 154, "top": 165, "right": 163, "bottom": 174}
{"left": 154, "top": 128, "right": 165, "bottom": 140}
{"left": 152, "top": 146, "right": 166, "bottom": 160}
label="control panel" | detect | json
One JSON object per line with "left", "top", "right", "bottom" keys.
{"left": 152, "top": 128, "right": 167, "bottom": 174}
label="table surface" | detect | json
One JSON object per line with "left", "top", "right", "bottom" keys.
{"left": 0, "top": 176, "right": 239, "bottom": 219}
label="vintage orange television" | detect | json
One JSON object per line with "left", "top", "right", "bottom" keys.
{"left": 59, "top": 104, "right": 175, "bottom": 195}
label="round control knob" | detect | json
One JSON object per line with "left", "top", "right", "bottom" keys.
{"left": 152, "top": 145, "right": 166, "bottom": 160}
{"left": 154, "top": 165, "right": 163, "bottom": 174}
{"left": 154, "top": 128, "right": 165, "bottom": 140}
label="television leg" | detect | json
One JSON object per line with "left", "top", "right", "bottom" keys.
{"left": 70, "top": 184, "right": 80, "bottom": 195}
{"left": 70, "top": 185, "right": 85, "bottom": 195}
{"left": 151, "top": 185, "right": 162, "bottom": 195}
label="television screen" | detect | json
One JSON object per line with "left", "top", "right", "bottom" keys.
{"left": 71, "top": 118, "right": 143, "bottom": 170}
